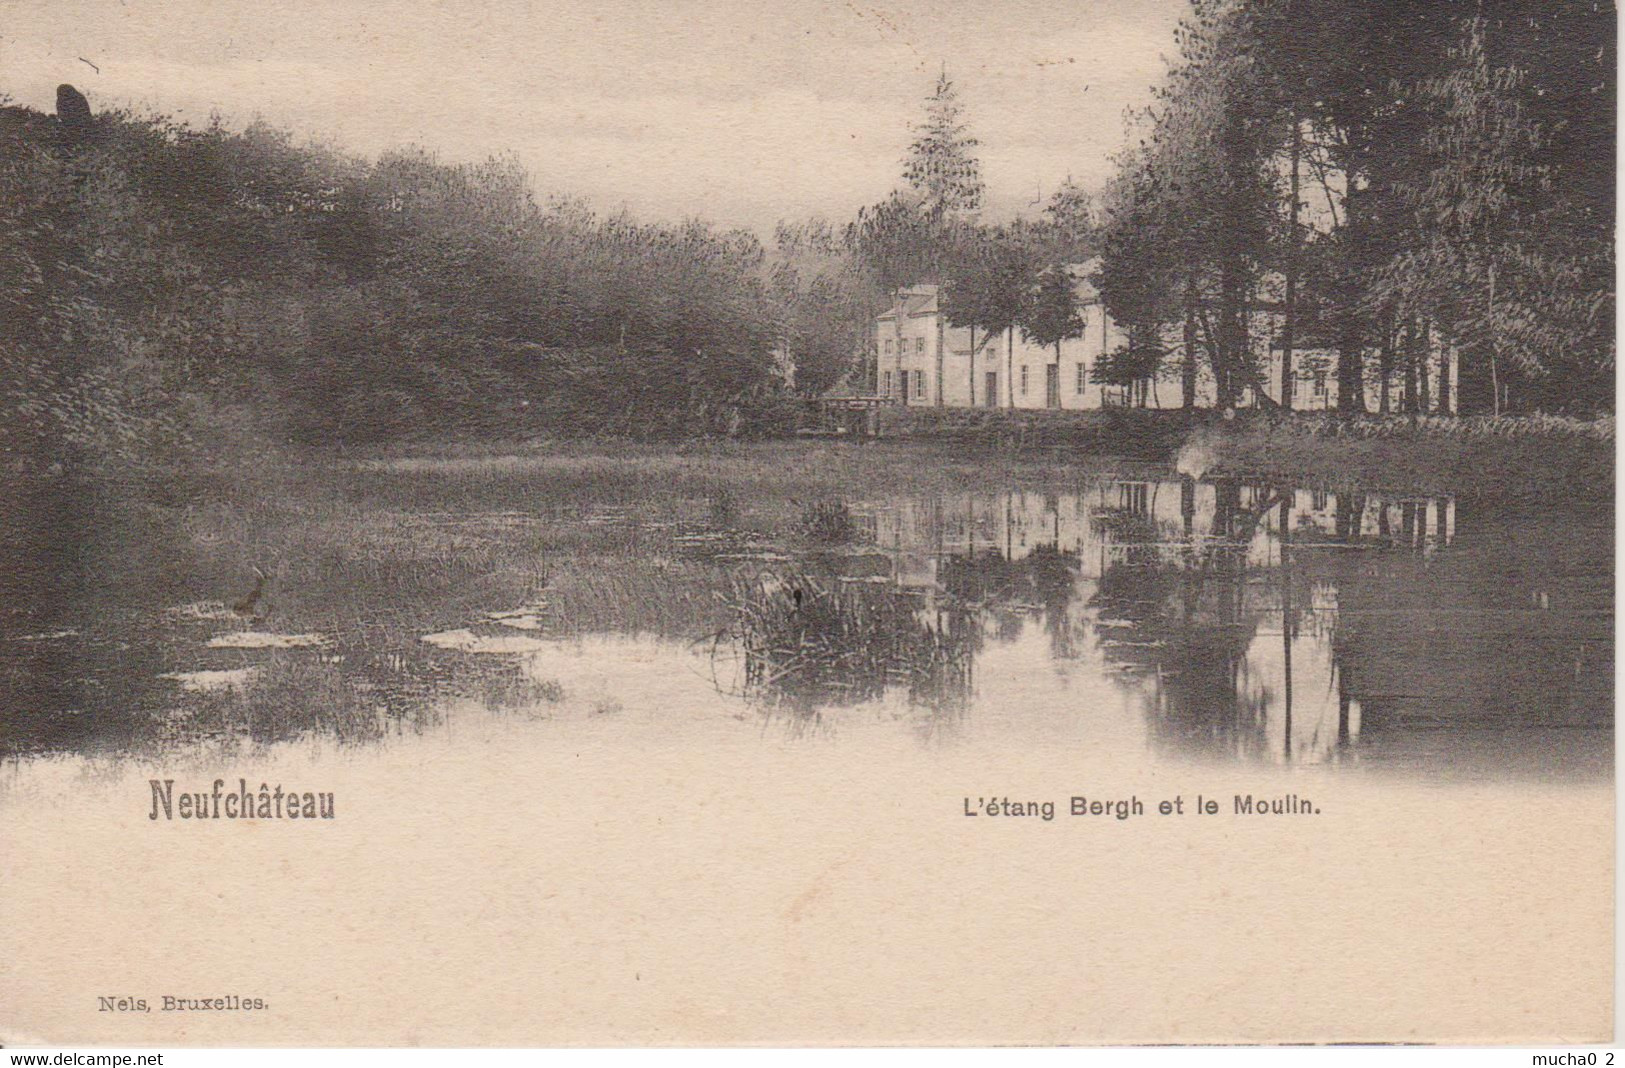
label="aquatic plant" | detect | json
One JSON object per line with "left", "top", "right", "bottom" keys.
{"left": 158, "top": 654, "right": 431, "bottom": 748}
{"left": 798, "top": 499, "right": 858, "bottom": 544}
{"left": 715, "top": 568, "right": 972, "bottom": 713}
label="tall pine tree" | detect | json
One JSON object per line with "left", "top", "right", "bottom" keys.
{"left": 903, "top": 71, "right": 985, "bottom": 222}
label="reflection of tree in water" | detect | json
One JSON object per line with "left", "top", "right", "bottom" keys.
{"left": 0, "top": 472, "right": 498, "bottom": 758}
{"left": 1328, "top": 496, "right": 1611, "bottom": 739}
{"left": 1028, "top": 546, "right": 1083, "bottom": 657}
{"left": 1084, "top": 477, "right": 1584, "bottom": 767}
{"left": 1089, "top": 477, "right": 1303, "bottom": 762}
{"left": 705, "top": 476, "right": 1605, "bottom": 769}
{"left": 938, "top": 544, "right": 1081, "bottom": 657}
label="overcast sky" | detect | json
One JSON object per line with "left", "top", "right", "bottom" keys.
{"left": 2, "top": 0, "right": 1186, "bottom": 235}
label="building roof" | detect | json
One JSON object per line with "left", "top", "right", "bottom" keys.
{"left": 1068, "top": 258, "right": 1104, "bottom": 304}
{"left": 875, "top": 285, "right": 940, "bottom": 322}
{"left": 875, "top": 261, "right": 1105, "bottom": 325}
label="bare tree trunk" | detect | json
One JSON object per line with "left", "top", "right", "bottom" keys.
{"left": 1337, "top": 319, "right": 1366, "bottom": 415}
{"left": 1418, "top": 320, "right": 1431, "bottom": 413}
{"left": 1437, "top": 341, "right": 1453, "bottom": 414}
{"left": 1216, "top": 106, "right": 1249, "bottom": 412}
{"left": 1183, "top": 274, "right": 1199, "bottom": 409}
{"left": 967, "top": 325, "right": 976, "bottom": 410}
{"left": 1218, "top": 269, "right": 1243, "bottom": 410}
{"left": 1007, "top": 329, "right": 1015, "bottom": 409}
{"left": 1336, "top": 181, "right": 1366, "bottom": 416}
{"left": 1378, "top": 314, "right": 1392, "bottom": 415}
{"left": 1280, "top": 115, "right": 1300, "bottom": 411}
{"left": 1403, "top": 318, "right": 1419, "bottom": 414}
{"left": 935, "top": 315, "right": 945, "bottom": 407}
{"left": 1488, "top": 262, "right": 1501, "bottom": 417}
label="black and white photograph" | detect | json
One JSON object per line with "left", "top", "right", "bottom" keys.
{"left": 0, "top": 0, "right": 1614, "bottom": 1048}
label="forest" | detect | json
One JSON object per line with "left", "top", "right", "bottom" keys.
{"left": 1095, "top": 0, "right": 1614, "bottom": 416}
{"left": 0, "top": 0, "right": 1613, "bottom": 473}
{"left": 1, "top": 95, "right": 824, "bottom": 461}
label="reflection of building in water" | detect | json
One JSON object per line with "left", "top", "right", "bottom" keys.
{"left": 864, "top": 480, "right": 1457, "bottom": 765}
{"left": 840, "top": 478, "right": 1603, "bottom": 771}
{"left": 1086, "top": 483, "right": 1480, "bottom": 765}
{"left": 866, "top": 488, "right": 1099, "bottom": 589}
{"left": 861, "top": 480, "right": 1453, "bottom": 580}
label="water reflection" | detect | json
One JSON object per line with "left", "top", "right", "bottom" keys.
{"left": 0, "top": 467, "right": 1610, "bottom": 779}
{"left": 855, "top": 477, "right": 1609, "bottom": 775}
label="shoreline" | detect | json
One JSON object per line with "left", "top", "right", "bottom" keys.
{"left": 9, "top": 408, "right": 1614, "bottom": 505}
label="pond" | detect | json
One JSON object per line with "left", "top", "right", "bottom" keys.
{"left": 0, "top": 445, "right": 1610, "bottom": 782}
{"left": 1, "top": 442, "right": 1612, "bottom": 1043}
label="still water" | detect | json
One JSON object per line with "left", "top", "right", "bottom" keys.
{"left": 0, "top": 457, "right": 1612, "bottom": 781}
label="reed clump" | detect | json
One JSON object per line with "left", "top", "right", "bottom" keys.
{"left": 720, "top": 569, "right": 970, "bottom": 710}
{"left": 798, "top": 499, "right": 857, "bottom": 545}
{"left": 162, "top": 654, "right": 428, "bottom": 748}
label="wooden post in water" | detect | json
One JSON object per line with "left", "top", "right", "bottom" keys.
{"left": 1279, "top": 496, "right": 1294, "bottom": 762}
{"left": 1337, "top": 665, "right": 1351, "bottom": 748}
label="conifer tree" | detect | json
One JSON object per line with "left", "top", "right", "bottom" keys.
{"left": 903, "top": 71, "right": 985, "bottom": 221}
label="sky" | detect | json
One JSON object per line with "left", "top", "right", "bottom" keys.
{"left": 2, "top": 0, "right": 1187, "bottom": 236}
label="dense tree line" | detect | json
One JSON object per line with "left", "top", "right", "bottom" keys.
{"left": 0, "top": 72, "right": 1108, "bottom": 466}
{"left": 1097, "top": 0, "right": 1614, "bottom": 415}
{"left": 2, "top": 94, "right": 857, "bottom": 464}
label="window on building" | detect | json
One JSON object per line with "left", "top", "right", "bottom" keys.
{"left": 1313, "top": 370, "right": 1328, "bottom": 399}
{"left": 1076, "top": 363, "right": 1086, "bottom": 393}
{"left": 915, "top": 337, "right": 925, "bottom": 355}
{"left": 884, "top": 339, "right": 893, "bottom": 356}
{"left": 913, "top": 369, "right": 925, "bottom": 398}
{"left": 883, "top": 370, "right": 893, "bottom": 395}
{"left": 1020, "top": 366, "right": 1029, "bottom": 396}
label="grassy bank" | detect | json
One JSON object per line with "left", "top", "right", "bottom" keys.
{"left": 876, "top": 406, "right": 1193, "bottom": 457}
{"left": 1181, "top": 412, "right": 1614, "bottom": 501}
{"left": 872, "top": 406, "right": 1612, "bottom": 500}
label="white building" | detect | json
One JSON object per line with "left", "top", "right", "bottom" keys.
{"left": 874, "top": 263, "right": 1150, "bottom": 411}
{"left": 873, "top": 260, "right": 1457, "bottom": 413}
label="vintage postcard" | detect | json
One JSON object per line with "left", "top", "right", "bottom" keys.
{"left": 0, "top": 0, "right": 1613, "bottom": 1048}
